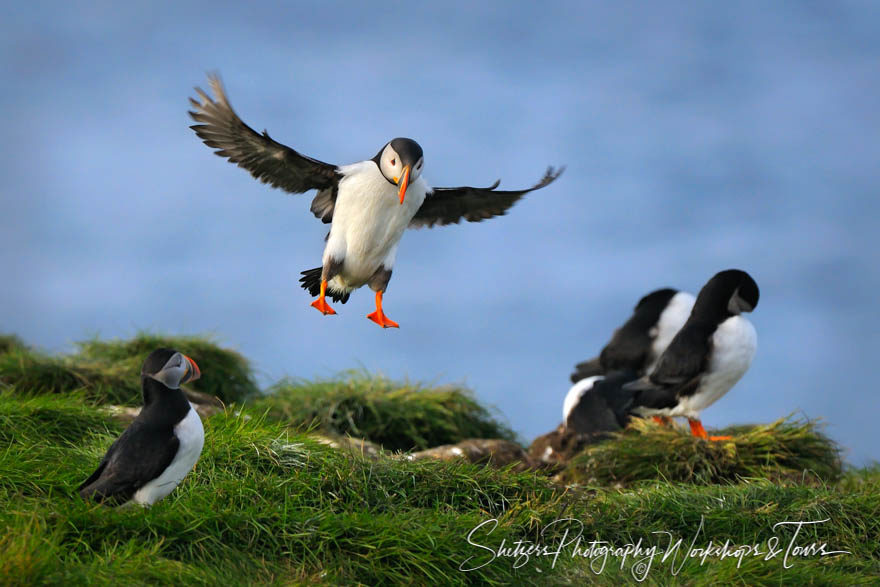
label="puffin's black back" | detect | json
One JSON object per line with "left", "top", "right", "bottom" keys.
{"left": 570, "top": 288, "right": 678, "bottom": 383}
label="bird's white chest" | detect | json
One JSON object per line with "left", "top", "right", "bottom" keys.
{"left": 676, "top": 316, "right": 757, "bottom": 416}
{"left": 324, "top": 162, "right": 426, "bottom": 284}
{"left": 132, "top": 405, "right": 205, "bottom": 506}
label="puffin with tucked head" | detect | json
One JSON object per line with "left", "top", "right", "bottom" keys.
{"left": 189, "top": 75, "right": 563, "bottom": 328}
{"left": 78, "top": 348, "right": 204, "bottom": 506}
{"left": 622, "top": 269, "right": 760, "bottom": 440}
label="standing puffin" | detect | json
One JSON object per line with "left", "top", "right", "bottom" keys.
{"left": 189, "top": 75, "right": 563, "bottom": 328}
{"left": 78, "top": 348, "right": 204, "bottom": 506}
{"left": 623, "top": 269, "right": 759, "bottom": 440}
{"left": 570, "top": 288, "right": 696, "bottom": 383}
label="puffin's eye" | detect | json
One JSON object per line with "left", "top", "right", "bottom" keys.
{"left": 390, "top": 158, "right": 396, "bottom": 166}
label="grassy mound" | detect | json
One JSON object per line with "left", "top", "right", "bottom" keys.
{"left": 562, "top": 416, "right": 842, "bottom": 486}
{"left": 253, "top": 371, "right": 517, "bottom": 451}
{"left": 0, "top": 333, "right": 257, "bottom": 405}
{"left": 1, "top": 391, "right": 877, "bottom": 584}
{"left": 0, "top": 392, "right": 566, "bottom": 585}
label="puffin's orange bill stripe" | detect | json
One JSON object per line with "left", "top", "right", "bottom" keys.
{"left": 398, "top": 165, "right": 410, "bottom": 204}
{"left": 184, "top": 355, "right": 201, "bottom": 382}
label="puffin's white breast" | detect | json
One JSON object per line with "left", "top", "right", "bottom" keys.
{"left": 324, "top": 161, "right": 427, "bottom": 286}
{"left": 132, "top": 404, "right": 205, "bottom": 506}
{"left": 673, "top": 315, "right": 757, "bottom": 417}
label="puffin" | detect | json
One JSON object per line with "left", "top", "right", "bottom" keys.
{"left": 563, "top": 287, "right": 695, "bottom": 434}
{"left": 78, "top": 348, "right": 204, "bottom": 506}
{"left": 189, "top": 75, "right": 563, "bottom": 328}
{"left": 570, "top": 288, "right": 696, "bottom": 383}
{"left": 622, "top": 269, "right": 759, "bottom": 440}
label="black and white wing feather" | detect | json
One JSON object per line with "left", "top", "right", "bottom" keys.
{"left": 78, "top": 422, "right": 179, "bottom": 506}
{"left": 189, "top": 74, "right": 342, "bottom": 223}
{"left": 410, "top": 166, "right": 564, "bottom": 228}
{"left": 622, "top": 325, "right": 712, "bottom": 409}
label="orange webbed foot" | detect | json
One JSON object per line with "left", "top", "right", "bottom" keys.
{"left": 688, "top": 419, "right": 709, "bottom": 440}
{"left": 311, "top": 297, "right": 337, "bottom": 315}
{"left": 367, "top": 291, "right": 399, "bottom": 328}
{"left": 310, "top": 279, "right": 337, "bottom": 315}
{"left": 367, "top": 310, "right": 399, "bottom": 329}
{"left": 708, "top": 435, "right": 733, "bottom": 441}
{"left": 652, "top": 416, "right": 672, "bottom": 426}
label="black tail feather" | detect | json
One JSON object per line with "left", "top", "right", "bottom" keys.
{"left": 298, "top": 267, "right": 350, "bottom": 303}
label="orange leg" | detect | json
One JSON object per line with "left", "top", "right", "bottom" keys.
{"left": 310, "top": 280, "right": 337, "bottom": 316}
{"left": 688, "top": 418, "right": 732, "bottom": 441}
{"left": 366, "top": 291, "right": 399, "bottom": 329}
{"left": 652, "top": 416, "right": 672, "bottom": 426}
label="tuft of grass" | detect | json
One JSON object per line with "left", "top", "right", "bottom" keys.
{"left": 562, "top": 416, "right": 842, "bottom": 486}
{"left": 0, "top": 333, "right": 257, "bottom": 405}
{"left": 253, "top": 370, "right": 517, "bottom": 451}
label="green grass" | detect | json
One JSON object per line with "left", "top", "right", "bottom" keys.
{"left": 253, "top": 371, "right": 517, "bottom": 451}
{"left": 0, "top": 332, "right": 877, "bottom": 584}
{"left": 562, "top": 416, "right": 843, "bottom": 487}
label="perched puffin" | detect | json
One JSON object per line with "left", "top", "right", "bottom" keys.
{"left": 622, "top": 269, "right": 759, "bottom": 440}
{"left": 570, "top": 288, "right": 696, "bottom": 383}
{"left": 79, "top": 348, "right": 204, "bottom": 506}
{"left": 563, "top": 288, "right": 695, "bottom": 434}
{"left": 189, "top": 75, "right": 563, "bottom": 328}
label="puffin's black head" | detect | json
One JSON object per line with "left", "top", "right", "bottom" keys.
{"left": 373, "top": 138, "right": 424, "bottom": 205}
{"left": 698, "top": 269, "right": 760, "bottom": 318}
{"left": 142, "top": 348, "right": 202, "bottom": 390}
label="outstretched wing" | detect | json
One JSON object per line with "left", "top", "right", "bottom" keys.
{"left": 409, "top": 166, "right": 564, "bottom": 228}
{"left": 78, "top": 422, "right": 179, "bottom": 506}
{"left": 189, "top": 74, "right": 342, "bottom": 222}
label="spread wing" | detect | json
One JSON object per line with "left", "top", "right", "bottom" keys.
{"left": 78, "top": 422, "right": 179, "bottom": 506}
{"left": 410, "top": 166, "right": 564, "bottom": 228}
{"left": 189, "top": 74, "right": 342, "bottom": 223}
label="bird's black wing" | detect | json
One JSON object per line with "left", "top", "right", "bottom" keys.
{"left": 599, "top": 325, "right": 653, "bottom": 374}
{"left": 78, "top": 422, "right": 179, "bottom": 506}
{"left": 622, "top": 324, "right": 712, "bottom": 408}
{"left": 410, "top": 166, "right": 564, "bottom": 228}
{"left": 189, "top": 74, "right": 342, "bottom": 223}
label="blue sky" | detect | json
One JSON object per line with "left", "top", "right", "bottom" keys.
{"left": 2, "top": 2, "right": 878, "bottom": 464}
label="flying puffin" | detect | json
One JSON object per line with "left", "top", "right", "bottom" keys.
{"left": 189, "top": 75, "right": 563, "bottom": 328}
{"left": 622, "top": 269, "right": 759, "bottom": 440}
{"left": 570, "top": 288, "right": 696, "bottom": 383}
{"left": 563, "top": 287, "right": 695, "bottom": 434}
{"left": 79, "top": 348, "right": 204, "bottom": 506}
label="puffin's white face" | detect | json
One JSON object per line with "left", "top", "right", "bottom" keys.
{"left": 150, "top": 352, "right": 201, "bottom": 389}
{"left": 379, "top": 143, "right": 424, "bottom": 184}
{"left": 377, "top": 139, "right": 424, "bottom": 204}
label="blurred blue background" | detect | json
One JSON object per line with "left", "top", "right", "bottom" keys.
{"left": 2, "top": 2, "right": 877, "bottom": 464}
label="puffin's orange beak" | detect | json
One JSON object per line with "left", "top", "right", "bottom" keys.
{"left": 183, "top": 355, "right": 201, "bottom": 383}
{"left": 398, "top": 165, "right": 410, "bottom": 205}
